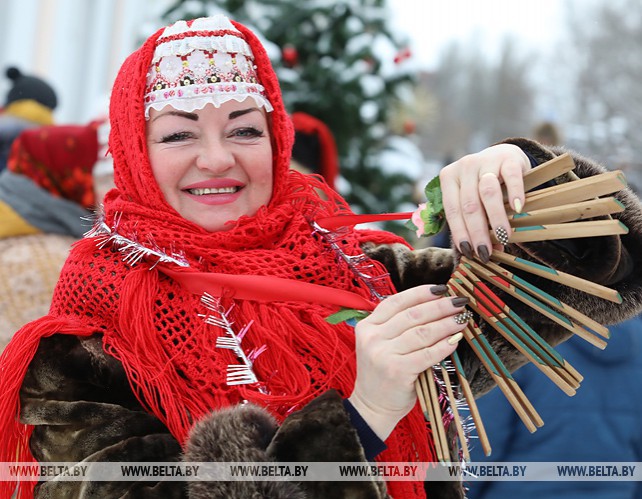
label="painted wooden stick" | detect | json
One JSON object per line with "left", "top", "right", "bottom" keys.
{"left": 451, "top": 271, "right": 578, "bottom": 396}
{"left": 423, "top": 369, "right": 451, "bottom": 461}
{"left": 494, "top": 219, "right": 628, "bottom": 244}
{"left": 459, "top": 321, "right": 541, "bottom": 432}
{"left": 440, "top": 362, "right": 470, "bottom": 462}
{"left": 415, "top": 378, "right": 430, "bottom": 420}
{"left": 416, "top": 372, "right": 445, "bottom": 460}
{"left": 509, "top": 197, "right": 625, "bottom": 227}
{"left": 489, "top": 250, "right": 622, "bottom": 304}
{"left": 451, "top": 351, "right": 492, "bottom": 457}
{"left": 454, "top": 266, "right": 582, "bottom": 390}
{"left": 521, "top": 152, "right": 577, "bottom": 192}
{"left": 460, "top": 266, "right": 584, "bottom": 390}
{"left": 458, "top": 259, "right": 588, "bottom": 386}
{"left": 463, "top": 256, "right": 609, "bottom": 343}
{"left": 518, "top": 170, "right": 627, "bottom": 212}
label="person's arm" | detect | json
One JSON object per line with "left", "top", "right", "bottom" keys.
{"left": 20, "top": 333, "right": 186, "bottom": 498}
{"left": 362, "top": 139, "right": 642, "bottom": 398}
{"left": 20, "top": 333, "right": 388, "bottom": 498}
{"left": 183, "top": 389, "right": 388, "bottom": 498}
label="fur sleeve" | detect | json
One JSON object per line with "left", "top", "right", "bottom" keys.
{"left": 22, "top": 335, "right": 385, "bottom": 498}
{"left": 20, "top": 333, "right": 186, "bottom": 498}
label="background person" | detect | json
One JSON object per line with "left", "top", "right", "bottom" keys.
{"left": 0, "top": 67, "right": 58, "bottom": 172}
{"left": 290, "top": 111, "right": 339, "bottom": 191}
{"left": 0, "top": 120, "right": 113, "bottom": 352}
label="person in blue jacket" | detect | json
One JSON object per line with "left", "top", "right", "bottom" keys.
{"left": 466, "top": 315, "right": 642, "bottom": 499}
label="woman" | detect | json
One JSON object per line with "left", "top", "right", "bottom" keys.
{"left": 1, "top": 15, "right": 641, "bottom": 499}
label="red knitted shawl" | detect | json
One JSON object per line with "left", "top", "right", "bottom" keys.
{"left": 0, "top": 20, "right": 434, "bottom": 499}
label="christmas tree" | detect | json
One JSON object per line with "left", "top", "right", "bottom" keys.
{"left": 160, "top": 0, "right": 426, "bottom": 232}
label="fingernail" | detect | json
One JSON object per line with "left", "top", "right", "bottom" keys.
{"left": 430, "top": 284, "right": 448, "bottom": 295}
{"left": 453, "top": 310, "right": 474, "bottom": 325}
{"left": 459, "top": 241, "right": 473, "bottom": 259}
{"left": 495, "top": 226, "right": 509, "bottom": 245}
{"left": 451, "top": 297, "right": 469, "bottom": 308}
{"left": 448, "top": 332, "right": 464, "bottom": 345}
{"left": 477, "top": 244, "right": 490, "bottom": 263}
{"left": 514, "top": 198, "right": 523, "bottom": 214}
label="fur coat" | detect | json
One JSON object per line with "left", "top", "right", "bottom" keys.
{"left": 19, "top": 140, "right": 642, "bottom": 498}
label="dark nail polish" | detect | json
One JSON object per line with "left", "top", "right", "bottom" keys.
{"left": 477, "top": 244, "right": 490, "bottom": 264}
{"left": 459, "top": 241, "right": 473, "bottom": 259}
{"left": 451, "top": 296, "right": 469, "bottom": 307}
{"left": 430, "top": 284, "right": 448, "bottom": 295}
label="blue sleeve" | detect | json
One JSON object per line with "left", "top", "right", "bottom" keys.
{"left": 342, "top": 398, "right": 388, "bottom": 461}
{"left": 523, "top": 150, "right": 540, "bottom": 168}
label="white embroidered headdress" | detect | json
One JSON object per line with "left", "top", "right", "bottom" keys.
{"left": 144, "top": 15, "right": 273, "bottom": 118}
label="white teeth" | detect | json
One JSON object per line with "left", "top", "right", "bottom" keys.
{"left": 188, "top": 186, "right": 238, "bottom": 195}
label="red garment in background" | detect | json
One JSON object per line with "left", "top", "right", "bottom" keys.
{"left": 7, "top": 122, "right": 100, "bottom": 209}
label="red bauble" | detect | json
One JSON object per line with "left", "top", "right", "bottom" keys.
{"left": 403, "top": 119, "right": 416, "bottom": 135}
{"left": 282, "top": 44, "right": 299, "bottom": 67}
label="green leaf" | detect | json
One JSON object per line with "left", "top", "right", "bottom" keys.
{"left": 410, "top": 175, "right": 445, "bottom": 237}
{"left": 326, "top": 308, "right": 371, "bottom": 325}
{"left": 406, "top": 218, "right": 419, "bottom": 232}
{"left": 424, "top": 175, "right": 443, "bottom": 212}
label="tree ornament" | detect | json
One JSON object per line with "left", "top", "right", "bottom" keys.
{"left": 394, "top": 46, "right": 412, "bottom": 65}
{"left": 282, "top": 44, "right": 299, "bottom": 67}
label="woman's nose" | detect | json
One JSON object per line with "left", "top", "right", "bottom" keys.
{"left": 195, "top": 138, "right": 235, "bottom": 173}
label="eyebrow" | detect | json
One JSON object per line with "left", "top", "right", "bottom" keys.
{"left": 151, "top": 110, "right": 198, "bottom": 122}
{"left": 151, "top": 107, "right": 260, "bottom": 122}
{"left": 229, "top": 107, "right": 260, "bottom": 119}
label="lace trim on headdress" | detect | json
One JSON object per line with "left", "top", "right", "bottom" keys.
{"left": 158, "top": 16, "right": 239, "bottom": 40}
{"left": 145, "top": 15, "right": 273, "bottom": 117}
{"left": 145, "top": 91, "right": 272, "bottom": 118}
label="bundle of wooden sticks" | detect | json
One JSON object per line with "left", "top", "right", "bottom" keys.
{"left": 416, "top": 153, "right": 629, "bottom": 462}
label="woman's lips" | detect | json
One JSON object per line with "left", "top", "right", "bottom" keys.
{"left": 182, "top": 180, "right": 244, "bottom": 205}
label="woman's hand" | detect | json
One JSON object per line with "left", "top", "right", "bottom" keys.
{"left": 348, "top": 284, "right": 468, "bottom": 441}
{"left": 439, "top": 144, "right": 531, "bottom": 262}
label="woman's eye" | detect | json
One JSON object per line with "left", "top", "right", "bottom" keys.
{"left": 160, "top": 131, "right": 193, "bottom": 143}
{"left": 232, "top": 127, "right": 264, "bottom": 139}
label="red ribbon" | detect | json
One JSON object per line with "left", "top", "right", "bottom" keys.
{"left": 161, "top": 266, "right": 377, "bottom": 311}
{"left": 316, "top": 212, "right": 413, "bottom": 231}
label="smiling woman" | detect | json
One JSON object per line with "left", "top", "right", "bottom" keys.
{"left": 146, "top": 103, "right": 273, "bottom": 232}
{"left": 1, "top": 12, "right": 642, "bottom": 499}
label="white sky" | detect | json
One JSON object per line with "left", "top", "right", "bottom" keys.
{"left": 387, "top": 0, "right": 567, "bottom": 69}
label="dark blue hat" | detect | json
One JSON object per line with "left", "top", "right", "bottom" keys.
{"left": 5, "top": 66, "right": 58, "bottom": 109}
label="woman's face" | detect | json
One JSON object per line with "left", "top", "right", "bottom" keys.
{"left": 146, "top": 99, "right": 273, "bottom": 232}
